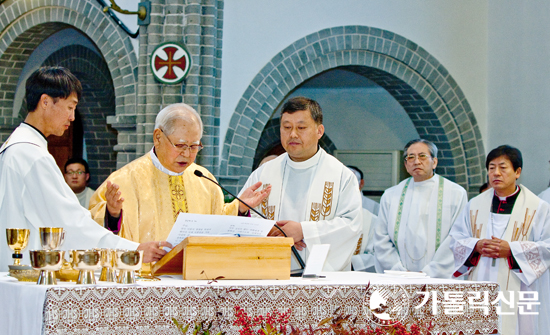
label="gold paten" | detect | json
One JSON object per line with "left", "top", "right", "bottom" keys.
{"left": 8, "top": 264, "right": 39, "bottom": 282}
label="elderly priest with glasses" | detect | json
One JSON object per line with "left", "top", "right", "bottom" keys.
{"left": 89, "top": 103, "right": 270, "bottom": 243}
{"left": 373, "top": 139, "right": 468, "bottom": 278}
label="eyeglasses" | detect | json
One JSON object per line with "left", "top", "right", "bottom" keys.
{"left": 65, "top": 171, "right": 85, "bottom": 176}
{"left": 160, "top": 129, "right": 203, "bottom": 154}
{"left": 405, "top": 153, "right": 431, "bottom": 162}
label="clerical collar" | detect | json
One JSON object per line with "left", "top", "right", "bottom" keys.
{"left": 491, "top": 186, "right": 520, "bottom": 214}
{"left": 22, "top": 122, "right": 47, "bottom": 141}
{"left": 412, "top": 174, "right": 437, "bottom": 185}
{"left": 286, "top": 147, "right": 322, "bottom": 170}
{"left": 149, "top": 148, "right": 185, "bottom": 176}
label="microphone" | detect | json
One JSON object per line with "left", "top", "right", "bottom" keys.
{"left": 194, "top": 169, "right": 306, "bottom": 269}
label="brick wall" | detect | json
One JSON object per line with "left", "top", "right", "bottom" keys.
{"left": 41, "top": 45, "right": 118, "bottom": 188}
{"left": 132, "top": 0, "right": 224, "bottom": 175}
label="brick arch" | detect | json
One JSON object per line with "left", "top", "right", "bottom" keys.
{"left": 220, "top": 26, "right": 484, "bottom": 196}
{"left": 252, "top": 117, "right": 337, "bottom": 170}
{"left": 42, "top": 45, "right": 117, "bottom": 188}
{"left": 0, "top": 1, "right": 138, "bottom": 140}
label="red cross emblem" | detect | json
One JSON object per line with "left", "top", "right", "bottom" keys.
{"left": 151, "top": 42, "right": 191, "bottom": 84}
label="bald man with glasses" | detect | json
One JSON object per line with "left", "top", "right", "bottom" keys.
{"left": 89, "top": 103, "right": 270, "bottom": 251}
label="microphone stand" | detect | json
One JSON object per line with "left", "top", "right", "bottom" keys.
{"left": 194, "top": 170, "right": 306, "bottom": 270}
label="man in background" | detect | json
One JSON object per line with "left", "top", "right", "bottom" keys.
{"left": 347, "top": 165, "right": 379, "bottom": 215}
{"left": 64, "top": 157, "right": 95, "bottom": 209}
{"left": 538, "top": 159, "right": 550, "bottom": 203}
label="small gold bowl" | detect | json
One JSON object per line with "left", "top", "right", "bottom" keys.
{"left": 29, "top": 249, "right": 64, "bottom": 285}
{"left": 114, "top": 249, "right": 143, "bottom": 284}
{"left": 71, "top": 249, "right": 101, "bottom": 285}
{"left": 8, "top": 264, "right": 40, "bottom": 282}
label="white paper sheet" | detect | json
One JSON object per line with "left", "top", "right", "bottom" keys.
{"left": 165, "top": 213, "right": 275, "bottom": 249}
{"left": 303, "top": 244, "right": 330, "bottom": 276}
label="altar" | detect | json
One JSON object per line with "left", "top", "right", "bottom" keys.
{"left": 0, "top": 271, "right": 499, "bottom": 335}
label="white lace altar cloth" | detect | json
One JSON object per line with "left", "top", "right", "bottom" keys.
{"left": 1, "top": 272, "right": 499, "bottom": 334}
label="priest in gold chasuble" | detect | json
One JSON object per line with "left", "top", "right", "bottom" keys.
{"left": 89, "top": 103, "right": 270, "bottom": 245}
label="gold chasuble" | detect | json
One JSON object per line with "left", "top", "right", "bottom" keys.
{"left": 89, "top": 154, "right": 239, "bottom": 243}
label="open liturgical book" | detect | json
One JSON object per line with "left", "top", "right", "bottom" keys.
{"left": 164, "top": 213, "right": 275, "bottom": 249}
{"left": 153, "top": 213, "right": 294, "bottom": 280}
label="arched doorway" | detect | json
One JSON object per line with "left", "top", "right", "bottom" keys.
{"left": 220, "top": 26, "right": 485, "bottom": 197}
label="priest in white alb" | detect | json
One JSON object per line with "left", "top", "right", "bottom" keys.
{"left": 0, "top": 67, "right": 167, "bottom": 271}
{"left": 450, "top": 145, "right": 550, "bottom": 334}
{"left": 239, "top": 97, "right": 362, "bottom": 271}
{"left": 373, "top": 139, "right": 468, "bottom": 278}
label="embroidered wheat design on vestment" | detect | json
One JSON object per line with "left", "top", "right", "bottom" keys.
{"left": 321, "top": 181, "right": 334, "bottom": 219}
{"left": 310, "top": 203, "right": 321, "bottom": 221}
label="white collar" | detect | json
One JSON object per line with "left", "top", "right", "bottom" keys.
{"left": 412, "top": 173, "right": 437, "bottom": 185}
{"left": 286, "top": 148, "right": 323, "bottom": 170}
{"left": 0, "top": 123, "right": 48, "bottom": 154}
{"left": 149, "top": 148, "right": 185, "bottom": 176}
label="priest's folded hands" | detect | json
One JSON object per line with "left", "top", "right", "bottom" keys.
{"left": 474, "top": 236, "right": 511, "bottom": 258}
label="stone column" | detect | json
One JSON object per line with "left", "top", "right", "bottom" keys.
{"left": 130, "top": 0, "right": 224, "bottom": 174}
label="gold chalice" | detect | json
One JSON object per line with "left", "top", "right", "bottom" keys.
{"left": 6, "top": 228, "right": 30, "bottom": 265}
{"left": 29, "top": 250, "right": 64, "bottom": 285}
{"left": 71, "top": 250, "right": 101, "bottom": 285}
{"left": 99, "top": 249, "right": 117, "bottom": 282}
{"left": 114, "top": 249, "right": 143, "bottom": 284}
{"left": 39, "top": 227, "right": 65, "bottom": 250}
